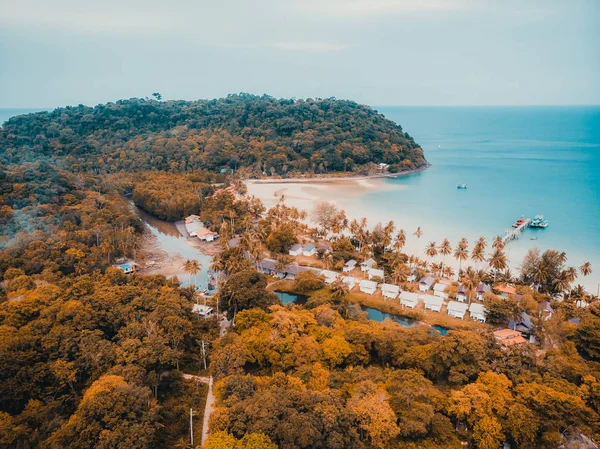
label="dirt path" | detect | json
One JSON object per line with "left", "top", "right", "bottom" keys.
{"left": 182, "top": 374, "right": 214, "bottom": 446}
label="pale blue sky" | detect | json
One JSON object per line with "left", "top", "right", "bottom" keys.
{"left": 1, "top": 0, "right": 599, "bottom": 108}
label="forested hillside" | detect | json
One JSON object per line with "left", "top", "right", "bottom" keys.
{"left": 0, "top": 94, "right": 426, "bottom": 176}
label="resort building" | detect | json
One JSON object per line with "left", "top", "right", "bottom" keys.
{"left": 192, "top": 304, "right": 213, "bottom": 318}
{"left": 381, "top": 283, "right": 400, "bottom": 300}
{"left": 400, "top": 291, "right": 420, "bottom": 308}
{"left": 407, "top": 274, "right": 417, "bottom": 282}
{"left": 469, "top": 303, "right": 487, "bottom": 322}
{"left": 288, "top": 244, "right": 303, "bottom": 256}
{"left": 184, "top": 215, "right": 204, "bottom": 236}
{"left": 433, "top": 283, "right": 448, "bottom": 299}
{"left": 538, "top": 301, "right": 554, "bottom": 320}
{"left": 302, "top": 244, "right": 317, "bottom": 257}
{"left": 423, "top": 295, "right": 444, "bottom": 312}
{"left": 318, "top": 244, "right": 332, "bottom": 254}
{"left": 359, "top": 279, "right": 378, "bottom": 295}
{"left": 368, "top": 268, "right": 385, "bottom": 281}
{"left": 419, "top": 276, "right": 435, "bottom": 292}
{"left": 447, "top": 301, "right": 469, "bottom": 319}
{"left": 508, "top": 312, "right": 533, "bottom": 334}
{"left": 320, "top": 269, "right": 339, "bottom": 284}
{"left": 342, "top": 276, "right": 357, "bottom": 290}
{"left": 476, "top": 283, "right": 492, "bottom": 301}
{"left": 343, "top": 260, "right": 357, "bottom": 273}
{"left": 114, "top": 262, "right": 136, "bottom": 274}
{"left": 456, "top": 285, "right": 467, "bottom": 302}
{"left": 194, "top": 228, "right": 219, "bottom": 242}
{"left": 494, "top": 284, "right": 517, "bottom": 297}
{"left": 360, "top": 258, "right": 376, "bottom": 272}
{"left": 493, "top": 329, "right": 527, "bottom": 348}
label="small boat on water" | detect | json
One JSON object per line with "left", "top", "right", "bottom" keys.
{"left": 512, "top": 216, "right": 526, "bottom": 228}
{"left": 457, "top": 184, "right": 468, "bottom": 189}
{"left": 530, "top": 215, "right": 549, "bottom": 228}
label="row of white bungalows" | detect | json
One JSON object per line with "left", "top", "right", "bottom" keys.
{"left": 400, "top": 291, "right": 421, "bottom": 308}
{"left": 433, "top": 283, "right": 449, "bottom": 299}
{"left": 343, "top": 259, "right": 357, "bottom": 272}
{"left": 289, "top": 244, "right": 317, "bottom": 257}
{"left": 381, "top": 283, "right": 400, "bottom": 300}
{"left": 368, "top": 268, "right": 385, "bottom": 280}
{"left": 360, "top": 258, "right": 376, "bottom": 272}
{"left": 320, "top": 269, "right": 339, "bottom": 284}
{"left": 447, "top": 301, "right": 469, "bottom": 319}
{"left": 419, "top": 276, "right": 435, "bottom": 292}
{"left": 360, "top": 279, "right": 378, "bottom": 295}
{"left": 342, "top": 276, "right": 358, "bottom": 290}
{"left": 424, "top": 295, "right": 444, "bottom": 312}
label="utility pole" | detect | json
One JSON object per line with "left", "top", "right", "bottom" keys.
{"left": 190, "top": 407, "right": 195, "bottom": 447}
{"left": 201, "top": 340, "right": 207, "bottom": 371}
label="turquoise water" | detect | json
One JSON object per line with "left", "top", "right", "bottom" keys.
{"left": 361, "top": 306, "right": 419, "bottom": 327}
{"left": 364, "top": 106, "right": 600, "bottom": 291}
{"left": 275, "top": 291, "right": 308, "bottom": 305}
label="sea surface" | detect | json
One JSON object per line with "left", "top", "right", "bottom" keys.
{"left": 366, "top": 106, "right": 600, "bottom": 292}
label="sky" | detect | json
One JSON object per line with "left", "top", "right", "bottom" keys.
{"left": 1, "top": 0, "right": 599, "bottom": 108}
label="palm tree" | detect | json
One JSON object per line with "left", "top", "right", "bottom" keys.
{"left": 461, "top": 267, "right": 478, "bottom": 303}
{"left": 492, "top": 235, "right": 505, "bottom": 252}
{"left": 392, "top": 263, "right": 410, "bottom": 284}
{"left": 425, "top": 241, "right": 438, "bottom": 265}
{"left": 471, "top": 244, "right": 486, "bottom": 270}
{"left": 394, "top": 229, "right": 407, "bottom": 253}
{"left": 381, "top": 220, "right": 395, "bottom": 253}
{"left": 413, "top": 226, "right": 423, "bottom": 255}
{"left": 438, "top": 238, "right": 452, "bottom": 276}
{"left": 488, "top": 249, "right": 507, "bottom": 283}
{"left": 183, "top": 259, "right": 202, "bottom": 287}
{"left": 323, "top": 253, "right": 334, "bottom": 270}
{"left": 442, "top": 265, "right": 455, "bottom": 279}
{"left": 330, "top": 279, "right": 350, "bottom": 298}
{"left": 580, "top": 262, "right": 592, "bottom": 277}
{"left": 565, "top": 267, "right": 578, "bottom": 283}
{"left": 453, "top": 240, "right": 469, "bottom": 275}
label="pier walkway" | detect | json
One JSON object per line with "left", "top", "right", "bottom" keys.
{"left": 503, "top": 218, "right": 531, "bottom": 243}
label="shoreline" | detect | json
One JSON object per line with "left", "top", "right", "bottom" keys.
{"left": 245, "top": 163, "right": 431, "bottom": 185}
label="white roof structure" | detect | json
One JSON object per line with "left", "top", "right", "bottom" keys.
{"left": 345, "top": 259, "right": 357, "bottom": 268}
{"left": 381, "top": 283, "right": 400, "bottom": 299}
{"left": 359, "top": 279, "right": 378, "bottom": 295}
{"left": 407, "top": 274, "right": 417, "bottom": 282}
{"left": 342, "top": 276, "right": 357, "bottom": 289}
{"left": 447, "top": 301, "right": 469, "bottom": 319}
{"left": 368, "top": 268, "right": 385, "bottom": 280}
{"left": 319, "top": 270, "right": 339, "bottom": 284}
{"left": 360, "top": 258, "right": 376, "bottom": 271}
{"left": 192, "top": 304, "right": 213, "bottom": 317}
{"left": 423, "top": 295, "right": 444, "bottom": 312}
{"left": 400, "top": 291, "right": 420, "bottom": 308}
{"left": 469, "top": 302, "right": 487, "bottom": 322}
{"left": 433, "top": 283, "right": 447, "bottom": 292}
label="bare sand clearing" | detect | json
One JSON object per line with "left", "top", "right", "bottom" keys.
{"left": 246, "top": 177, "right": 391, "bottom": 216}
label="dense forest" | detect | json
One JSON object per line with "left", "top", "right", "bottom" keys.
{"left": 0, "top": 94, "right": 426, "bottom": 177}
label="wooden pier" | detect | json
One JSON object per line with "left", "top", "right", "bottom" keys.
{"left": 503, "top": 218, "right": 531, "bottom": 243}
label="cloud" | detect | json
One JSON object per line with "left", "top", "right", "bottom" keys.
{"left": 295, "top": 0, "right": 468, "bottom": 18}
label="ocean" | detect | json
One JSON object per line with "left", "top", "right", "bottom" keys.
{"left": 2, "top": 106, "right": 599, "bottom": 291}
{"left": 365, "top": 106, "right": 600, "bottom": 292}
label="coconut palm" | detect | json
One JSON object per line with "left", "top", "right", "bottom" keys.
{"left": 488, "top": 249, "right": 507, "bottom": 283}
{"left": 553, "top": 273, "right": 572, "bottom": 294}
{"left": 442, "top": 265, "right": 455, "bottom": 279}
{"left": 413, "top": 226, "right": 423, "bottom": 255}
{"left": 392, "top": 263, "right": 411, "bottom": 284}
{"left": 471, "top": 244, "right": 486, "bottom": 270}
{"left": 438, "top": 238, "right": 452, "bottom": 275}
{"left": 323, "top": 253, "right": 334, "bottom": 270}
{"left": 453, "top": 239, "right": 469, "bottom": 275}
{"left": 183, "top": 259, "right": 202, "bottom": 287}
{"left": 492, "top": 235, "right": 505, "bottom": 251}
{"left": 565, "top": 266, "right": 578, "bottom": 283}
{"left": 580, "top": 262, "right": 592, "bottom": 277}
{"left": 461, "top": 267, "right": 478, "bottom": 303}
{"left": 330, "top": 279, "right": 350, "bottom": 298}
{"left": 394, "top": 229, "right": 407, "bottom": 253}
{"left": 425, "top": 241, "right": 438, "bottom": 267}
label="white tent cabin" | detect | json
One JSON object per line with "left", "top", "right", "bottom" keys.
{"left": 399, "top": 291, "right": 421, "bottom": 308}
{"left": 360, "top": 258, "right": 376, "bottom": 272}
{"left": 288, "top": 244, "right": 303, "bottom": 256}
{"left": 319, "top": 269, "right": 339, "bottom": 284}
{"left": 469, "top": 302, "right": 487, "bottom": 322}
{"left": 343, "top": 259, "right": 357, "bottom": 272}
{"left": 447, "top": 301, "right": 469, "bottom": 319}
{"left": 381, "top": 283, "right": 400, "bottom": 300}
{"left": 423, "top": 295, "right": 444, "bottom": 312}
{"left": 342, "top": 276, "right": 358, "bottom": 290}
{"left": 433, "top": 283, "right": 449, "bottom": 299}
{"left": 368, "top": 268, "right": 385, "bottom": 281}
{"left": 359, "top": 279, "right": 378, "bottom": 295}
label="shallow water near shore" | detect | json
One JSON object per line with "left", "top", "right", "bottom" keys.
{"left": 361, "top": 106, "right": 600, "bottom": 292}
